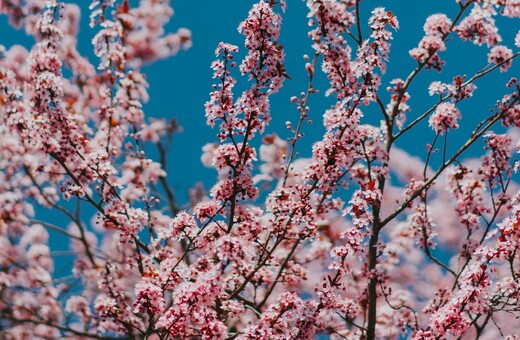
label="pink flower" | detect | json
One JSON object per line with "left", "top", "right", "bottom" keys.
{"left": 410, "top": 36, "right": 446, "bottom": 71}
{"left": 423, "top": 13, "right": 452, "bottom": 37}
{"left": 455, "top": 4, "right": 501, "bottom": 47}
{"left": 238, "top": 1, "right": 286, "bottom": 94}
{"left": 65, "top": 296, "right": 92, "bottom": 321}
{"left": 503, "top": 103, "right": 520, "bottom": 127}
{"left": 488, "top": 45, "right": 514, "bottom": 72}
{"left": 448, "top": 75, "right": 477, "bottom": 102}
{"left": 168, "top": 211, "right": 198, "bottom": 240}
{"left": 194, "top": 200, "right": 221, "bottom": 221}
{"left": 133, "top": 281, "right": 165, "bottom": 315}
{"left": 254, "top": 133, "right": 288, "bottom": 182}
{"left": 428, "top": 81, "right": 446, "bottom": 96}
{"left": 428, "top": 102, "right": 461, "bottom": 134}
{"left": 480, "top": 132, "right": 513, "bottom": 181}
{"left": 2, "top": 0, "right": 520, "bottom": 338}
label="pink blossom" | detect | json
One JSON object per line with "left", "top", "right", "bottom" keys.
{"left": 409, "top": 36, "right": 447, "bottom": 71}
{"left": 133, "top": 281, "right": 165, "bottom": 315}
{"left": 423, "top": 13, "right": 452, "bottom": 37}
{"left": 1, "top": 0, "right": 520, "bottom": 338}
{"left": 448, "top": 75, "right": 477, "bottom": 102}
{"left": 503, "top": 103, "right": 520, "bottom": 127}
{"left": 428, "top": 81, "right": 447, "bottom": 96}
{"left": 455, "top": 4, "right": 501, "bottom": 46}
{"left": 65, "top": 296, "right": 92, "bottom": 321}
{"left": 167, "top": 211, "right": 198, "bottom": 240}
{"left": 194, "top": 200, "right": 221, "bottom": 221}
{"left": 488, "top": 45, "right": 514, "bottom": 72}
{"left": 254, "top": 133, "right": 288, "bottom": 182}
{"left": 238, "top": 1, "right": 286, "bottom": 94}
{"left": 428, "top": 102, "right": 462, "bottom": 133}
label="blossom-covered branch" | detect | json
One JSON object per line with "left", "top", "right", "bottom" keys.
{"left": 1, "top": 0, "right": 520, "bottom": 339}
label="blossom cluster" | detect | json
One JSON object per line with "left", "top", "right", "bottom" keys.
{"left": 1, "top": 0, "right": 520, "bottom": 339}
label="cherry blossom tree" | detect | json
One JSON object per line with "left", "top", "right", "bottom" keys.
{"left": 1, "top": 0, "right": 520, "bottom": 339}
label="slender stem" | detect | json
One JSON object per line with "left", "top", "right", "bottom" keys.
{"left": 282, "top": 54, "right": 317, "bottom": 187}
{"left": 366, "top": 215, "right": 380, "bottom": 340}
{"left": 394, "top": 52, "right": 520, "bottom": 140}
{"left": 381, "top": 96, "right": 519, "bottom": 229}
